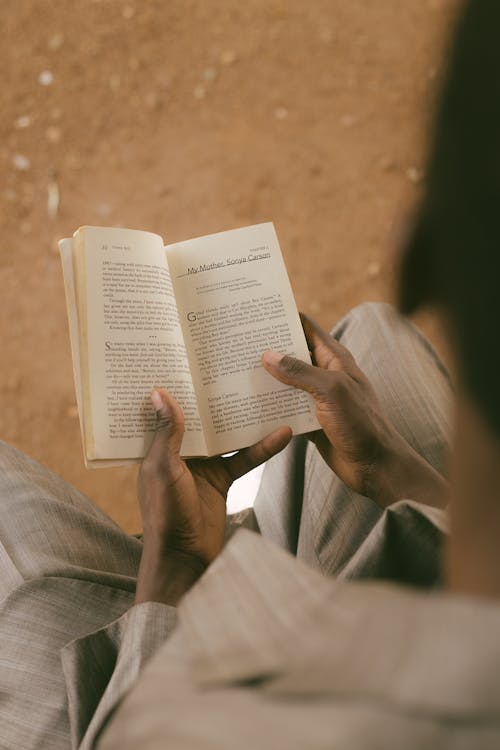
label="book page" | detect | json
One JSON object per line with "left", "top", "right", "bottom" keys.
{"left": 74, "top": 226, "right": 206, "bottom": 461}
{"left": 60, "top": 238, "right": 137, "bottom": 467}
{"left": 59, "top": 238, "right": 86, "bottom": 450}
{"left": 166, "top": 223, "right": 320, "bottom": 456}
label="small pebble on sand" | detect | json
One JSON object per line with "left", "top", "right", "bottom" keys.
{"left": 48, "top": 34, "right": 64, "bottom": 51}
{"left": 406, "top": 166, "right": 423, "bottom": 184}
{"left": 220, "top": 50, "right": 237, "bottom": 65}
{"left": 46, "top": 126, "right": 62, "bottom": 144}
{"left": 15, "top": 115, "right": 31, "bottom": 129}
{"left": 202, "top": 66, "right": 217, "bottom": 82}
{"left": 367, "top": 261, "right": 381, "bottom": 278}
{"left": 38, "top": 70, "right": 54, "bottom": 86}
{"left": 274, "top": 106, "right": 289, "bottom": 120}
{"left": 12, "top": 154, "right": 30, "bottom": 171}
{"left": 109, "top": 74, "right": 121, "bottom": 91}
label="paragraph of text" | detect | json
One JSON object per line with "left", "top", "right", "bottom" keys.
{"left": 104, "top": 341, "right": 200, "bottom": 439}
{"left": 188, "top": 295, "right": 292, "bottom": 385}
{"left": 208, "top": 388, "right": 313, "bottom": 435}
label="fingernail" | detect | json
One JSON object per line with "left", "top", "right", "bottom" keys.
{"left": 262, "top": 351, "right": 284, "bottom": 367}
{"left": 151, "top": 389, "right": 164, "bottom": 411}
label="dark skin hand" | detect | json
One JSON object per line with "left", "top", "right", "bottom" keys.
{"left": 262, "top": 313, "right": 447, "bottom": 510}
{"left": 136, "top": 314, "right": 446, "bottom": 606}
{"left": 135, "top": 388, "right": 292, "bottom": 606}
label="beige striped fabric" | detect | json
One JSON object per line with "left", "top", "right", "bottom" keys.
{"left": 97, "top": 529, "right": 500, "bottom": 750}
{"left": 254, "top": 302, "right": 452, "bottom": 579}
{"left": 0, "top": 303, "right": 452, "bottom": 749}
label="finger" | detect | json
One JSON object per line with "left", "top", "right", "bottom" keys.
{"left": 311, "top": 429, "right": 341, "bottom": 470}
{"left": 261, "top": 350, "right": 336, "bottom": 396}
{"left": 224, "top": 425, "right": 293, "bottom": 481}
{"left": 300, "top": 312, "right": 358, "bottom": 374}
{"left": 144, "top": 389, "right": 185, "bottom": 476}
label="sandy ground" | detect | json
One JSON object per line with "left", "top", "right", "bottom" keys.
{"left": 0, "top": 0, "right": 458, "bottom": 533}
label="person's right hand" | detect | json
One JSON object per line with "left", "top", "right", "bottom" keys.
{"left": 262, "top": 314, "right": 447, "bottom": 509}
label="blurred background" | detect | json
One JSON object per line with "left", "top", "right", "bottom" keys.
{"left": 1, "top": 0, "right": 457, "bottom": 532}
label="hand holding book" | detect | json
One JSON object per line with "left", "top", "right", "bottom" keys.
{"left": 59, "top": 222, "right": 319, "bottom": 467}
{"left": 262, "top": 314, "right": 447, "bottom": 510}
{"left": 135, "top": 387, "right": 292, "bottom": 605}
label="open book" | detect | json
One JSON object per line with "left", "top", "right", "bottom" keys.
{"left": 59, "top": 223, "right": 320, "bottom": 467}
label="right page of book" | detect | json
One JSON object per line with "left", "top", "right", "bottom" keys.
{"left": 166, "top": 223, "right": 320, "bottom": 456}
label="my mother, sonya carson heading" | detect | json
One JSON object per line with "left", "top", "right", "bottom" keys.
{"left": 187, "top": 251, "right": 271, "bottom": 274}
{"left": 226, "top": 252, "right": 271, "bottom": 265}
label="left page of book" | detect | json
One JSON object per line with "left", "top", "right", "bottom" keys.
{"left": 65, "top": 226, "right": 206, "bottom": 465}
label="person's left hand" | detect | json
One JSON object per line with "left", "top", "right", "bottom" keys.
{"left": 135, "top": 388, "right": 292, "bottom": 606}
{"left": 262, "top": 314, "right": 447, "bottom": 510}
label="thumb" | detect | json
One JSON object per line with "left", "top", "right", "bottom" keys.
{"left": 146, "top": 388, "right": 185, "bottom": 471}
{"left": 261, "top": 350, "right": 332, "bottom": 397}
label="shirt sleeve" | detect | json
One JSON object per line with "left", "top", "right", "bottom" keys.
{"left": 61, "top": 600, "right": 177, "bottom": 750}
{"left": 339, "top": 499, "right": 449, "bottom": 586}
